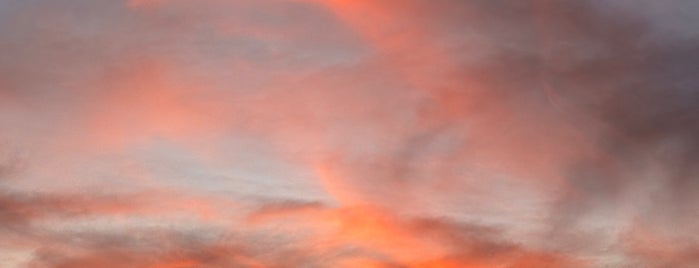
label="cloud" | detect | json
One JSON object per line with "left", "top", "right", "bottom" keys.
{"left": 0, "top": 0, "right": 697, "bottom": 267}
{"left": 26, "top": 228, "right": 265, "bottom": 268}
{"left": 245, "top": 201, "right": 583, "bottom": 267}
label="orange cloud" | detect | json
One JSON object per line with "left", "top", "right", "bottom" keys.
{"left": 245, "top": 202, "right": 583, "bottom": 267}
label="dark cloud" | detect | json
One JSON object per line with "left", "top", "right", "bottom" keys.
{"left": 27, "top": 229, "right": 264, "bottom": 268}
{"left": 538, "top": 0, "right": 699, "bottom": 220}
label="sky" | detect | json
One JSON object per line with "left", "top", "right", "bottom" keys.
{"left": 0, "top": 0, "right": 698, "bottom": 267}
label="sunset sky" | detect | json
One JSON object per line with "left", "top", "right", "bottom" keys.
{"left": 1, "top": 0, "right": 698, "bottom": 267}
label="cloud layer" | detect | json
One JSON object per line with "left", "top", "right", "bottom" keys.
{"left": 0, "top": 0, "right": 697, "bottom": 267}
